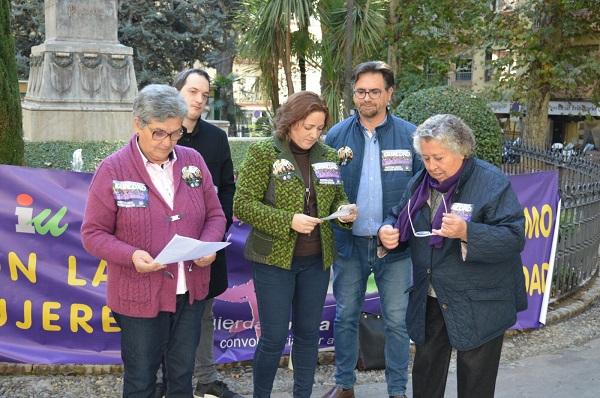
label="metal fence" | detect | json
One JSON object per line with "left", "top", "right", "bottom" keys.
{"left": 501, "top": 142, "right": 600, "bottom": 301}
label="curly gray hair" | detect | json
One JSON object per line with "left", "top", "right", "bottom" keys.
{"left": 412, "top": 114, "right": 475, "bottom": 157}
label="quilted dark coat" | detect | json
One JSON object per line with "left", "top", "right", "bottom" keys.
{"left": 383, "top": 157, "right": 527, "bottom": 350}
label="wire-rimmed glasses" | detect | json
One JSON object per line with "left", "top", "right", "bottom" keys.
{"left": 407, "top": 194, "right": 447, "bottom": 237}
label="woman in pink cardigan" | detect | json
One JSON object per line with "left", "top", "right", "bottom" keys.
{"left": 81, "top": 84, "right": 226, "bottom": 398}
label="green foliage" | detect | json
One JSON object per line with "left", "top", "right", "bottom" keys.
{"left": 10, "top": 1, "right": 239, "bottom": 89}
{"left": 118, "top": 1, "right": 206, "bottom": 86}
{"left": 0, "top": 0, "right": 25, "bottom": 165}
{"left": 24, "top": 141, "right": 125, "bottom": 172}
{"left": 388, "top": 0, "right": 491, "bottom": 102}
{"left": 24, "top": 140, "right": 258, "bottom": 174}
{"left": 237, "top": 0, "right": 314, "bottom": 110}
{"left": 316, "top": 0, "right": 387, "bottom": 124}
{"left": 251, "top": 111, "right": 275, "bottom": 137}
{"left": 490, "top": 0, "right": 600, "bottom": 100}
{"left": 488, "top": 0, "right": 600, "bottom": 144}
{"left": 9, "top": 0, "right": 44, "bottom": 79}
{"left": 237, "top": 0, "right": 387, "bottom": 120}
{"left": 228, "top": 139, "right": 259, "bottom": 172}
{"left": 396, "top": 86, "right": 502, "bottom": 165}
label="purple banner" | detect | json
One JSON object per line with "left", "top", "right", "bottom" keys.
{"left": 510, "top": 171, "right": 560, "bottom": 329}
{"left": 212, "top": 222, "right": 380, "bottom": 363}
{"left": 0, "top": 165, "right": 120, "bottom": 364}
{"left": 0, "top": 165, "right": 558, "bottom": 364}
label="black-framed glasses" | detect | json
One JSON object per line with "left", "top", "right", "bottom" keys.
{"left": 353, "top": 88, "right": 383, "bottom": 99}
{"left": 407, "top": 194, "right": 447, "bottom": 237}
{"left": 151, "top": 127, "right": 184, "bottom": 141}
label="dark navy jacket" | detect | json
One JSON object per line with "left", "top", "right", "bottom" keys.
{"left": 178, "top": 119, "right": 235, "bottom": 298}
{"left": 383, "top": 157, "right": 527, "bottom": 350}
{"left": 325, "top": 113, "right": 421, "bottom": 262}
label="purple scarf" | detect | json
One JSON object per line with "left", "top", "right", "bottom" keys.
{"left": 395, "top": 161, "right": 466, "bottom": 248}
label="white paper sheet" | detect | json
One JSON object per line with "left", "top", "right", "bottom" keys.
{"left": 154, "top": 234, "right": 230, "bottom": 265}
{"left": 321, "top": 207, "right": 352, "bottom": 221}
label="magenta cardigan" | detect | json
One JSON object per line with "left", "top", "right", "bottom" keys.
{"left": 81, "top": 136, "right": 226, "bottom": 317}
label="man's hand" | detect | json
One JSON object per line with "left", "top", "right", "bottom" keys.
{"left": 378, "top": 224, "right": 400, "bottom": 250}
{"left": 337, "top": 203, "right": 358, "bottom": 223}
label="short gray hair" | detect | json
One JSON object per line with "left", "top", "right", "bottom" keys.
{"left": 133, "top": 84, "right": 187, "bottom": 127}
{"left": 413, "top": 114, "right": 476, "bottom": 157}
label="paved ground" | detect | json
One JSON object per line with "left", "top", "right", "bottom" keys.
{"left": 302, "top": 334, "right": 600, "bottom": 398}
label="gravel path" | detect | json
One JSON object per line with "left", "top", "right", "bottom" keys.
{"left": 2, "top": 298, "right": 600, "bottom": 398}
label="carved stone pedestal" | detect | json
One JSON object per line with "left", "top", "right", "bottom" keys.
{"left": 22, "top": 0, "right": 137, "bottom": 141}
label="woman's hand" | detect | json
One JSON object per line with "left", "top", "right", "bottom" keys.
{"left": 193, "top": 254, "right": 216, "bottom": 268}
{"left": 337, "top": 204, "right": 358, "bottom": 223}
{"left": 132, "top": 249, "right": 165, "bottom": 273}
{"left": 432, "top": 213, "right": 467, "bottom": 241}
{"left": 378, "top": 225, "right": 400, "bottom": 250}
{"left": 292, "top": 214, "right": 322, "bottom": 234}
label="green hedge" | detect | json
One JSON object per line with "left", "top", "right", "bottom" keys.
{"left": 24, "top": 138, "right": 262, "bottom": 173}
{"left": 25, "top": 141, "right": 125, "bottom": 172}
{"left": 396, "top": 86, "right": 503, "bottom": 165}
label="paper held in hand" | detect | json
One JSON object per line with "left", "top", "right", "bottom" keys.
{"left": 154, "top": 234, "right": 231, "bottom": 265}
{"left": 321, "top": 207, "right": 352, "bottom": 221}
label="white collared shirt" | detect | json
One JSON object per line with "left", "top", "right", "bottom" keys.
{"left": 136, "top": 141, "right": 188, "bottom": 294}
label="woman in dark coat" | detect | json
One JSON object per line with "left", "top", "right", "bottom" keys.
{"left": 378, "top": 114, "right": 527, "bottom": 398}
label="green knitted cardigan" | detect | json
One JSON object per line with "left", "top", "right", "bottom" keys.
{"left": 233, "top": 137, "right": 350, "bottom": 269}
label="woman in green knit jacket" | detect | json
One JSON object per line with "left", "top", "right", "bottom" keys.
{"left": 234, "top": 91, "right": 357, "bottom": 398}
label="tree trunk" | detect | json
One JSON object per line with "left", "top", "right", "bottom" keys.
{"left": 342, "top": 0, "right": 355, "bottom": 117}
{"left": 267, "top": 58, "right": 280, "bottom": 111}
{"left": 299, "top": 57, "right": 306, "bottom": 91}
{"left": 283, "top": 25, "right": 295, "bottom": 96}
{"left": 213, "top": 26, "right": 237, "bottom": 137}
{"left": 387, "top": 0, "right": 399, "bottom": 76}
{"left": 523, "top": 89, "right": 551, "bottom": 147}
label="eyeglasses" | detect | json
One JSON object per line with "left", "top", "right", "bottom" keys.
{"left": 407, "top": 194, "right": 447, "bottom": 237}
{"left": 353, "top": 88, "right": 383, "bottom": 99}
{"left": 151, "top": 127, "right": 184, "bottom": 141}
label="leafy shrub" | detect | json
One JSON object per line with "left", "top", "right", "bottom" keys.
{"left": 396, "top": 86, "right": 503, "bottom": 165}
{"left": 228, "top": 138, "right": 265, "bottom": 172}
{"left": 24, "top": 138, "right": 265, "bottom": 173}
{"left": 25, "top": 141, "right": 125, "bottom": 172}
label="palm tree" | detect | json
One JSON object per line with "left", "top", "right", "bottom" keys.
{"left": 317, "top": 0, "right": 387, "bottom": 120}
{"left": 238, "top": 0, "right": 386, "bottom": 119}
{"left": 238, "top": 0, "right": 313, "bottom": 110}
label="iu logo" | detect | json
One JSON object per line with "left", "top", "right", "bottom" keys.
{"left": 15, "top": 193, "right": 69, "bottom": 237}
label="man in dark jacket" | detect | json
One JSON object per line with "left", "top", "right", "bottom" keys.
{"left": 322, "top": 61, "right": 421, "bottom": 398}
{"left": 156, "top": 69, "right": 239, "bottom": 398}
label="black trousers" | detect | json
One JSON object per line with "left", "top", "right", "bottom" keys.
{"left": 412, "top": 296, "right": 504, "bottom": 398}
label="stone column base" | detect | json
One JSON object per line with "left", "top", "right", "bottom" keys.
{"left": 22, "top": 107, "right": 133, "bottom": 142}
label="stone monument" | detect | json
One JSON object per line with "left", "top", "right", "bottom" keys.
{"left": 22, "top": 0, "right": 137, "bottom": 141}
